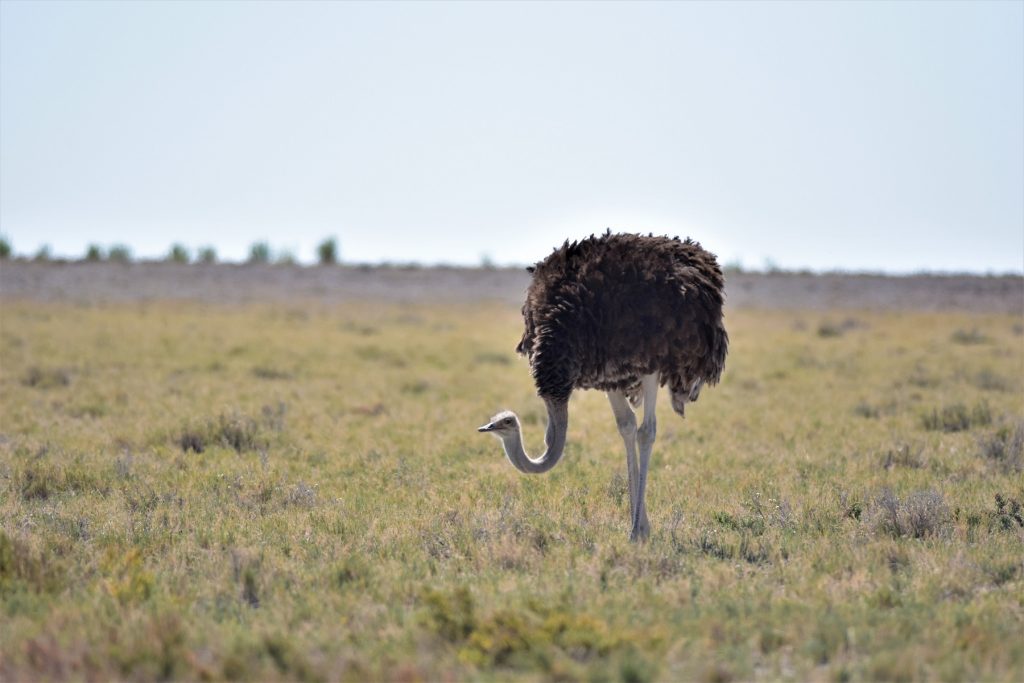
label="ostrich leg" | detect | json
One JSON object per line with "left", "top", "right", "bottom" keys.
{"left": 632, "top": 373, "right": 659, "bottom": 541}
{"left": 607, "top": 391, "right": 649, "bottom": 537}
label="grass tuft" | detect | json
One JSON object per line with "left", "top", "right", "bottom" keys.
{"left": 950, "top": 328, "right": 988, "bottom": 344}
{"left": 921, "top": 401, "right": 992, "bottom": 432}
{"left": 22, "top": 366, "right": 70, "bottom": 389}
{"left": 0, "top": 531, "right": 65, "bottom": 594}
{"left": 816, "top": 317, "right": 864, "bottom": 338}
{"left": 872, "top": 488, "right": 951, "bottom": 539}
{"left": 880, "top": 443, "right": 925, "bottom": 470}
{"left": 424, "top": 587, "right": 476, "bottom": 643}
{"left": 251, "top": 365, "right": 293, "bottom": 380}
{"left": 977, "top": 422, "right": 1024, "bottom": 473}
{"left": 16, "top": 459, "right": 106, "bottom": 501}
{"left": 176, "top": 405, "right": 284, "bottom": 454}
{"left": 973, "top": 369, "right": 1012, "bottom": 392}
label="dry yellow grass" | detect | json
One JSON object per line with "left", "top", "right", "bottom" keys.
{"left": 1, "top": 300, "right": 1022, "bottom": 681}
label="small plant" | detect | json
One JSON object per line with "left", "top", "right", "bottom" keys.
{"left": 197, "top": 245, "right": 217, "bottom": 264}
{"left": 818, "top": 318, "right": 863, "bottom": 338}
{"left": 423, "top": 587, "right": 476, "bottom": 643}
{"left": 22, "top": 366, "right": 71, "bottom": 389}
{"left": 177, "top": 406, "right": 284, "bottom": 454}
{"left": 317, "top": 237, "right": 338, "bottom": 265}
{"left": 231, "top": 551, "right": 261, "bottom": 608}
{"left": 0, "top": 531, "right": 64, "bottom": 594}
{"left": 107, "top": 244, "right": 132, "bottom": 263}
{"left": 873, "top": 488, "right": 950, "bottom": 539}
{"left": 817, "top": 321, "right": 844, "bottom": 338}
{"left": 0, "top": 234, "right": 11, "bottom": 259}
{"left": 275, "top": 250, "right": 297, "bottom": 266}
{"left": 921, "top": 402, "right": 992, "bottom": 432}
{"left": 853, "top": 401, "right": 880, "bottom": 418}
{"left": 977, "top": 422, "right": 1024, "bottom": 473}
{"left": 17, "top": 460, "right": 104, "bottom": 501}
{"left": 248, "top": 241, "right": 271, "bottom": 264}
{"left": 85, "top": 244, "right": 104, "bottom": 261}
{"left": 167, "top": 244, "right": 190, "bottom": 263}
{"left": 285, "top": 482, "right": 317, "bottom": 508}
{"left": 951, "top": 328, "right": 988, "bottom": 345}
{"left": 461, "top": 609, "right": 540, "bottom": 668}
{"left": 251, "top": 365, "right": 293, "bottom": 380}
{"left": 992, "top": 493, "right": 1024, "bottom": 530}
{"left": 973, "top": 369, "right": 1011, "bottom": 392}
{"left": 880, "top": 443, "right": 925, "bottom": 470}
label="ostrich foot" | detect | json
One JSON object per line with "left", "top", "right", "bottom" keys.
{"left": 629, "top": 510, "right": 651, "bottom": 542}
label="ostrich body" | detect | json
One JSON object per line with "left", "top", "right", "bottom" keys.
{"left": 478, "top": 231, "right": 728, "bottom": 541}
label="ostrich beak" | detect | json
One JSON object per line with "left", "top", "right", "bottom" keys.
{"left": 477, "top": 422, "right": 495, "bottom": 432}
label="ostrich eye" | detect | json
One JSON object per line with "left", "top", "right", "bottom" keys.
{"left": 503, "top": 418, "right": 513, "bottom": 426}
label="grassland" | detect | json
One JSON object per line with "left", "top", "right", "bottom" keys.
{"left": 1, "top": 296, "right": 1022, "bottom": 681}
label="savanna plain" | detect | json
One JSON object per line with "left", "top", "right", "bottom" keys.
{"left": 1, "top": 265, "right": 1022, "bottom": 682}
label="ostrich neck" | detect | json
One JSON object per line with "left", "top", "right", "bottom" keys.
{"left": 502, "top": 399, "right": 569, "bottom": 474}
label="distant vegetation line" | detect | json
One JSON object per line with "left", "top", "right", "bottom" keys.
{"left": 0, "top": 235, "right": 342, "bottom": 266}
{"left": 0, "top": 233, "right": 1020, "bottom": 276}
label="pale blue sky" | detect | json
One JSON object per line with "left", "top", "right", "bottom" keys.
{"left": 1, "top": 0, "right": 1022, "bottom": 271}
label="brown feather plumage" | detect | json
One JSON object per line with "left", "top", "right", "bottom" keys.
{"left": 516, "top": 231, "right": 728, "bottom": 413}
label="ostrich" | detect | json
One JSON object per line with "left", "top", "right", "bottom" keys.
{"left": 478, "top": 231, "right": 728, "bottom": 541}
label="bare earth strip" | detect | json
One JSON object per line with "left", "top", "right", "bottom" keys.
{"left": 0, "top": 262, "right": 1022, "bottom": 312}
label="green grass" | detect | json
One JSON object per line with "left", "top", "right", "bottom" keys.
{"left": 1, "top": 301, "right": 1022, "bottom": 681}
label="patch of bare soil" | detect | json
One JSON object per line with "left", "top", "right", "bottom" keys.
{"left": 0, "top": 262, "right": 1021, "bottom": 313}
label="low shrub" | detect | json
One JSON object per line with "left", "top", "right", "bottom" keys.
{"left": 921, "top": 402, "right": 991, "bottom": 432}
{"left": 177, "top": 405, "right": 285, "bottom": 454}
{"left": 977, "top": 422, "right": 1024, "bottom": 473}
{"left": 0, "top": 531, "right": 64, "bottom": 594}
{"left": 872, "top": 488, "right": 951, "bottom": 539}
{"left": 991, "top": 493, "right": 1024, "bottom": 531}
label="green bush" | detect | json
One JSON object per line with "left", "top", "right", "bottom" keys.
{"left": 0, "top": 234, "right": 11, "bottom": 259}
{"left": 248, "top": 242, "right": 271, "bottom": 264}
{"left": 317, "top": 237, "right": 338, "bottom": 265}
{"left": 167, "top": 244, "right": 190, "bottom": 263}
{"left": 197, "top": 246, "right": 217, "bottom": 264}
{"left": 108, "top": 244, "right": 132, "bottom": 263}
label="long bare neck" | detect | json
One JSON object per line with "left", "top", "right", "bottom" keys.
{"left": 501, "top": 399, "right": 569, "bottom": 474}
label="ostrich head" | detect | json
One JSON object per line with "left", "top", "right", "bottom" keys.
{"left": 477, "top": 401, "right": 568, "bottom": 474}
{"left": 477, "top": 410, "right": 520, "bottom": 438}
